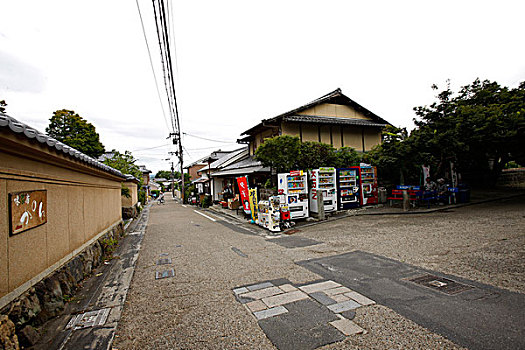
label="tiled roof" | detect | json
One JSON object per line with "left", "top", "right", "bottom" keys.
{"left": 0, "top": 113, "right": 126, "bottom": 178}
{"left": 283, "top": 115, "right": 387, "bottom": 127}
{"left": 240, "top": 88, "right": 391, "bottom": 136}
{"left": 211, "top": 156, "right": 270, "bottom": 177}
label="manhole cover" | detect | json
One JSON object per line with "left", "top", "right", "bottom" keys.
{"left": 66, "top": 308, "right": 111, "bottom": 330}
{"left": 408, "top": 274, "right": 473, "bottom": 295}
{"left": 157, "top": 258, "right": 172, "bottom": 265}
{"left": 284, "top": 229, "right": 301, "bottom": 235}
{"left": 156, "top": 269, "right": 175, "bottom": 279}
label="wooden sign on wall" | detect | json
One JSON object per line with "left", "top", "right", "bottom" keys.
{"left": 9, "top": 190, "right": 47, "bottom": 236}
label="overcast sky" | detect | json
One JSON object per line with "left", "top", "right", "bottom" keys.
{"left": 1, "top": 0, "right": 524, "bottom": 174}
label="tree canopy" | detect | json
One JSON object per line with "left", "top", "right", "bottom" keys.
{"left": 155, "top": 170, "right": 173, "bottom": 179}
{"left": 254, "top": 135, "right": 361, "bottom": 172}
{"left": 102, "top": 150, "right": 142, "bottom": 184}
{"left": 46, "top": 109, "right": 105, "bottom": 158}
{"left": 367, "top": 78, "right": 525, "bottom": 186}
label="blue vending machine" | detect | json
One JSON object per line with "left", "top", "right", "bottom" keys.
{"left": 336, "top": 167, "right": 361, "bottom": 209}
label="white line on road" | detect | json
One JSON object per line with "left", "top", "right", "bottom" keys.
{"left": 193, "top": 210, "right": 217, "bottom": 222}
{"left": 182, "top": 205, "right": 187, "bottom": 208}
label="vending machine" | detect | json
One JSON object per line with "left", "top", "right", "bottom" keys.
{"left": 336, "top": 167, "right": 361, "bottom": 209}
{"left": 309, "top": 167, "right": 337, "bottom": 213}
{"left": 277, "top": 170, "right": 309, "bottom": 220}
{"left": 257, "top": 197, "right": 281, "bottom": 232}
{"left": 359, "top": 164, "right": 378, "bottom": 205}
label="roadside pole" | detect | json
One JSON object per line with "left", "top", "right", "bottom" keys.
{"left": 317, "top": 189, "right": 326, "bottom": 220}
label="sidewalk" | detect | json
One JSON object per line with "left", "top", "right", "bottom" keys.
{"left": 30, "top": 205, "right": 150, "bottom": 350}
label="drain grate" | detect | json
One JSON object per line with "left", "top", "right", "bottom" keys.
{"left": 408, "top": 274, "right": 473, "bottom": 295}
{"left": 66, "top": 308, "right": 111, "bottom": 330}
{"left": 155, "top": 269, "right": 175, "bottom": 279}
{"left": 156, "top": 258, "right": 172, "bottom": 265}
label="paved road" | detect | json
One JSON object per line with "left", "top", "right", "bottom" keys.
{"left": 113, "top": 196, "right": 469, "bottom": 349}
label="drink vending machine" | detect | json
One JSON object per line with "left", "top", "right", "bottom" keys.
{"left": 309, "top": 167, "right": 337, "bottom": 213}
{"left": 359, "top": 165, "right": 378, "bottom": 205}
{"left": 336, "top": 167, "right": 361, "bottom": 209}
{"left": 278, "top": 170, "right": 309, "bottom": 219}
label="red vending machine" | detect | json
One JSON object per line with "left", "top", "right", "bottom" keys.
{"left": 359, "top": 165, "right": 378, "bottom": 205}
{"left": 336, "top": 167, "right": 361, "bottom": 209}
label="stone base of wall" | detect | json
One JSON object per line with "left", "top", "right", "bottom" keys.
{"left": 497, "top": 168, "right": 525, "bottom": 189}
{"left": 122, "top": 203, "right": 140, "bottom": 220}
{"left": 0, "top": 222, "right": 124, "bottom": 349}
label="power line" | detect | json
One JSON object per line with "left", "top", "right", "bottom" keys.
{"left": 135, "top": 0, "right": 171, "bottom": 132}
{"left": 152, "top": 0, "right": 185, "bottom": 201}
{"left": 182, "top": 132, "right": 234, "bottom": 143}
{"left": 186, "top": 144, "right": 238, "bottom": 151}
{"left": 132, "top": 143, "right": 171, "bottom": 152}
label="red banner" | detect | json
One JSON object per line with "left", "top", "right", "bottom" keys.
{"left": 236, "top": 176, "right": 251, "bottom": 214}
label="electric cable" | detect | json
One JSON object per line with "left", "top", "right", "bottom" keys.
{"left": 135, "top": 0, "right": 171, "bottom": 132}
{"left": 182, "top": 132, "right": 234, "bottom": 143}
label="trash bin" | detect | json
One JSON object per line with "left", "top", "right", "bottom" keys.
{"left": 458, "top": 189, "right": 470, "bottom": 203}
{"left": 378, "top": 187, "right": 387, "bottom": 203}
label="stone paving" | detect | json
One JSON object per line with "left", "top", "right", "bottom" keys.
{"left": 233, "top": 279, "right": 376, "bottom": 348}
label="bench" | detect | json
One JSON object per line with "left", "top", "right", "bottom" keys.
{"left": 388, "top": 189, "right": 422, "bottom": 206}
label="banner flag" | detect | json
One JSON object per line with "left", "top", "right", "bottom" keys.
{"left": 236, "top": 176, "right": 251, "bottom": 214}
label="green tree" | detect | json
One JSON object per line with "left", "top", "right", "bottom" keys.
{"left": 102, "top": 150, "right": 145, "bottom": 200}
{"left": 155, "top": 170, "right": 172, "bottom": 179}
{"left": 296, "top": 141, "right": 339, "bottom": 170}
{"left": 413, "top": 79, "right": 525, "bottom": 185}
{"left": 254, "top": 135, "right": 301, "bottom": 173}
{"left": 46, "top": 109, "right": 105, "bottom": 158}
{"left": 102, "top": 150, "right": 143, "bottom": 181}
{"left": 334, "top": 147, "right": 361, "bottom": 168}
{"left": 0, "top": 100, "right": 6, "bottom": 113}
{"left": 255, "top": 135, "right": 361, "bottom": 172}
{"left": 365, "top": 125, "right": 424, "bottom": 186}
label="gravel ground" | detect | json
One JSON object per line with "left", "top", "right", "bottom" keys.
{"left": 294, "top": 197, "right": 525, "bottom": 294}
{"left": 114, "top": 196, "right": 523, "bottom": 349}
{"left": 320, "top": 305, "right": 466, "bottom": 350}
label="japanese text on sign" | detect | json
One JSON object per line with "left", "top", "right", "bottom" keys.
{"left": 9, "top": 190, "right": 47, "bottom": 235}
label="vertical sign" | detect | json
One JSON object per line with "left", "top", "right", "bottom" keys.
{"left": 236, "top": 176, "right": 251, "bottom": 214}
{"left": 249, "top": 188, "right": 258, "bottom": 222}
{"left": 9, "top": 190, "right": 47, "bottom": 235}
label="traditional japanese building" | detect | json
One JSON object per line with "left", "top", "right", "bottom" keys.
{"left": 238, "top": 88, "right": 391, "bottom": 155}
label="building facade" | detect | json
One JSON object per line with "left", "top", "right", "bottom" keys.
{"left": 238, "top": 88, "right": 391, "bottom": 155}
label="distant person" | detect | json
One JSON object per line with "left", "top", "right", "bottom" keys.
{"left": 424, "top": 177, "right": 436, "bottom": 192}
{"left": 436, "top": 178, "right": 449, "bottom": 203}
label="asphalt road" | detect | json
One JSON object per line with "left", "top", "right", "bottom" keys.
{"left": 113, "top": 195, "right": 524, "bottom": 349}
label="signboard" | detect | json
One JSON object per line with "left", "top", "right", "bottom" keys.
{"left": 249, "top": 188, "right": 258, "bottom": 222}
{"left": 236, "top": 176, "right": 251, "bottom": 214}
{"left": 9, "top": 190, "right": 47, "bottom": 235}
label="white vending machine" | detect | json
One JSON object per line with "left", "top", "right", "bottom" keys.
{"left": 277, "top": 170, "right": 309, "bottom": 220}
{"left": 309, "top": 167, "right": 337, "bottom": 213}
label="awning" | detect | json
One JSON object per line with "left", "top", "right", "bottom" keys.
{"left": 191, "top": 176, "right": 209, "bottom": 184}
{"left": 211, "top": 165, "right": 270, "bottom": 177}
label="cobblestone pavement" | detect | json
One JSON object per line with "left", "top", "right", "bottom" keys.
{"left": 113, "top": 195, "right": 524, "bottom": 349}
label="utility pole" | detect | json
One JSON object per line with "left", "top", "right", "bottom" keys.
{"left": 170, "top": 162, "right": 175, "bottom": 197}
{"left": 168, "top": 139, "right": 183, "bottom": 203}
